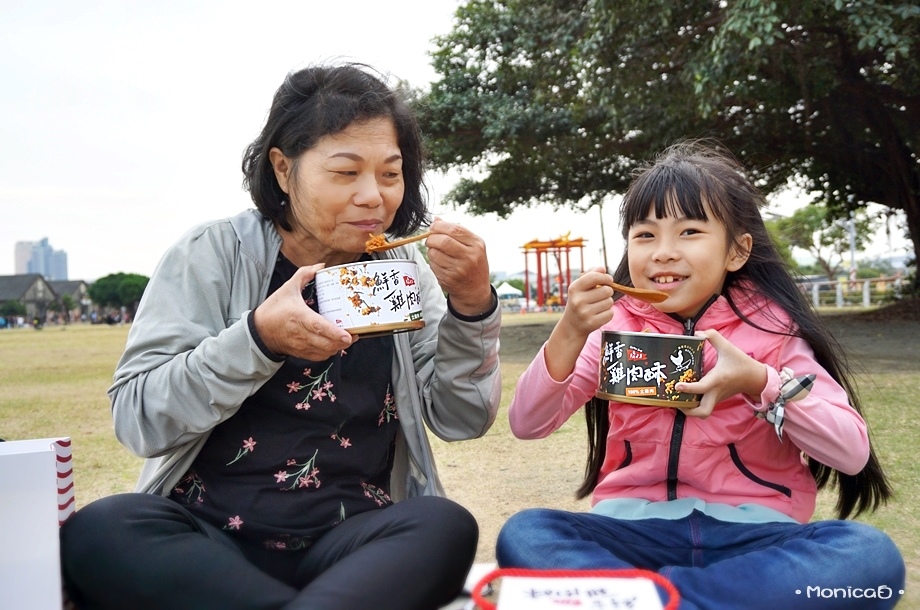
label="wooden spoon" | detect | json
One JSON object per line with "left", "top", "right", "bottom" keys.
{"left": 600, "top": 280, "right": 669, "bottom": 304}
{"left": 365, "top": 231, "right": 432, "bottom": 253}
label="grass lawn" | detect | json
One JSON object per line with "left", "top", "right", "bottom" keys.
{"left": 1, "top": 314, "right": 916, "bottom": 608}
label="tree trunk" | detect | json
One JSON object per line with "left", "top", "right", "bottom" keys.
{"left": 902, "top": 193, "right": 920, "bottom": 294}
{"left": 817, "top": 257, "right": 836, "bottom": 282}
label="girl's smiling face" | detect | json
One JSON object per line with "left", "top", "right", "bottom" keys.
{"left": 627, "top": 200, "right": 751, "bottom": 319}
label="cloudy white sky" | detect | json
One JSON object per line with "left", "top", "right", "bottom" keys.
{"left": 0, "top": 0, "right": 618, "bottom": 282}
{"left": 0, "top": 2, "right": 907, "bottom": 282}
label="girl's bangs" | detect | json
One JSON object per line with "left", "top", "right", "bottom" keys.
{"left": 621, "top": 165, "right": 710, "bottom": 235}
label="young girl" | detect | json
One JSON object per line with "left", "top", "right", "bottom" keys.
{"left": 496, "top": 141, "right": 905, "bottom": 609}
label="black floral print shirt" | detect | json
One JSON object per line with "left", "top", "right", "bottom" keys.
{"left": 169, "top": 254, "right": 397, "bottom": 550}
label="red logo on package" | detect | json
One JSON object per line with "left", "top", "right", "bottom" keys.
{"left": 627, "top": 347, "right": 647, "bottom": 362}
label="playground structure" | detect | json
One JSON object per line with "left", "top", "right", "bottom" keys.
{"left": 521, "top": 232, "right": 587, "bottom": 309}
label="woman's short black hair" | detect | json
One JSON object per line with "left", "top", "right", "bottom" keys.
{"left": 242, "top": 63, "right": 429, "bottom": 236}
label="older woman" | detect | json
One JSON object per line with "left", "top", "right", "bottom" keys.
{"left": 61, "top": 64, "right": 501, "bottom": 610}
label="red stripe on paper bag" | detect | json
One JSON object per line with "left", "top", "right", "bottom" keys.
{"left": 53, "top": 438, "right": 76, "bottom": 526}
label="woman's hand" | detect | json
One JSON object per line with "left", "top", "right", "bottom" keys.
{"left": 675, "top": 328, "right": 767, "bottom": 418}
{"left": 424, "top": 218, "right": 494, "bottom": 316}
{"left": 253, "top": 264, "right": 355, "bottom": 361}
{"left": 544, "top": 267, "right": 614, "bottom": 381}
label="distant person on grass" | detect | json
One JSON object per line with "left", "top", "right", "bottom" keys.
{"left": 60, "top": 63, "right": 501, "bottom": 610}
{"left": 496, "top": 141, "right": 904, "bottom": 609}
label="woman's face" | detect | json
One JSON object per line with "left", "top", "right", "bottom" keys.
{"left": 270, "top": 117, "right": 405, "bottom": 265}
{"left": 626, "top": 201, "right": 750, "bottom": 319}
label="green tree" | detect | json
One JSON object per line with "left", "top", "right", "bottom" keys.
{"left": 89, "top": 273, "right": 149, "bottom": 313}
{"left": 764, "top": 217, "right": 797, "bottom": 269}
{"left": 774, "top": 205, "right": 877, "bottom": 279}
{"left": 51, "top": 294, "right": 77, "bottom": 324}
{"left": 0, "top": 300, "right": 27, "bottom": 317}
{"left": 49, "top": 299, "right": 65, "bottom": 322}
{"left": 61, "top": 294, "right": 76, "bottom": 314}
{"left": 416, "top": 0, "right": 920, "bottom": 291}
{"left": 504, "top": 278, "right": 527, "bottom": 295}
{"left": 860, "top": 257, "right": 898, "bottom": 277}
{"left": 117, "top": 275, "right": 148, "bottom": 315}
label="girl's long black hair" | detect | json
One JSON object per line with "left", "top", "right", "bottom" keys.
{"left": 577, "top": 140, "right": 892, "bottom": 519}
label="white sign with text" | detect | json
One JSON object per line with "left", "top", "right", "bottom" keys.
{"left": 496, "top": 576, "right": 665, "bottom": 609}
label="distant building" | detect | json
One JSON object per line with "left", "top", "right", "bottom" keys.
{"left": 13, "top": 238, "right": 68, "bottom": 280}
{"left": 0, "top": 274, "right": 57, "bottom": 320}
{"left": 48, "top": 280, "right": 92, "bottom": 320}
{"left": 50, "top": 250, "right": 68, "bottom": 280}
{"left": 13, "top": 241, "right": 33, "bottom": 274}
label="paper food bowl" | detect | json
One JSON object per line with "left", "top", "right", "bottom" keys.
{"left": 597, "top": 330, "right": 705, "bottom": 407}
{"left": 315, "top": 259, "right": 425, "bottom": 337}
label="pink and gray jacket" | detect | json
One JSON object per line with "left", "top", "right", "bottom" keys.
{"left": 509, "top": 288, "right": 868, "bottom": 523}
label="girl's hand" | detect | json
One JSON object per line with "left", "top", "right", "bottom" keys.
{"left": 253, "top": 264, "right": 355, "bottom": 361}
{"left": 675, "top": 328, "right": 767, "bottom": 418}
{"left": 544, "top": 267, "right": 615, "bottom": 381}
{"left": 556, "top": 268, "right": 615, "bottom": 338}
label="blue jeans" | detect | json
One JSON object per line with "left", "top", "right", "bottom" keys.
{"left": 496, "top": 508, "right": 905, "bottom": 609}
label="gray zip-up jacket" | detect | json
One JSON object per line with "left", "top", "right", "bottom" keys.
{"left": 108, "top": 209, "right": 501, "bottom": 501}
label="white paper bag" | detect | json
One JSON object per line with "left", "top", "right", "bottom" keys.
{"left": 0, "top": 437, "right": 76, "bottom": 610}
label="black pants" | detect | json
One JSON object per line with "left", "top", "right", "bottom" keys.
{"left": 60, "top": 493, "right": 478, "bottom": 610}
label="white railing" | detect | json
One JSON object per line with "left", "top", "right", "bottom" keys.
{"left": 796, "top": 275, "right": 906, "bottom": 308}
